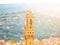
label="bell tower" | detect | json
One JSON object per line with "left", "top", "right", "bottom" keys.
{"left": 24, "top": 11, "right": 35, "bottom": 45}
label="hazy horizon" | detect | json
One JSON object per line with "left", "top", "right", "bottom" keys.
{"left": 0, "top": 4, "right": 60, "bottom": 41}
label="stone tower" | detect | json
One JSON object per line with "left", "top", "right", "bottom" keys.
{"left": 24, "top": 11, "right": 35, "bottom": 45}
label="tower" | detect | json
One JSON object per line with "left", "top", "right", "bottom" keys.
{"left": 24, "top": 11, "right": 35, "bottom": 45}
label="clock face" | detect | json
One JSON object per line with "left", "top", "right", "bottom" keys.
{"left": 30, "top": 19, "right": 32, "bottom": 28}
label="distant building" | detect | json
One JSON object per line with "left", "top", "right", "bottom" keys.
{"left": 0, "top": 40, "right": 5, "bottom": 45}
{"left": 41, "top": 37, "right": 60, "bottom": 45}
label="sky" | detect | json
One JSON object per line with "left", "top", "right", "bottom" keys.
{"left": 0, "top": 0, "right": 60, "bottom": 17}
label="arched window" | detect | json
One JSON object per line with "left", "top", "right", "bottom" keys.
{"left": 30, "top": 32, "right": 31, "bottom": 34}
{"left": 28, "top": 32, "right": 29, "bottom": 34}
{"left": 29, "top": 42, "right": 31, "bottom": 44}
{"left": 30, "top": 19, "right": 32, "bottom": 28}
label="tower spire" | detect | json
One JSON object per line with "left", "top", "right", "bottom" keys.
{"left": 27, "top": 10, "right": 33, "bottom": 15}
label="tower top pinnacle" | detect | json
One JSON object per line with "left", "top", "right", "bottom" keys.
{"left": 27, "top": 10, "right": 33, "bottom": 15}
